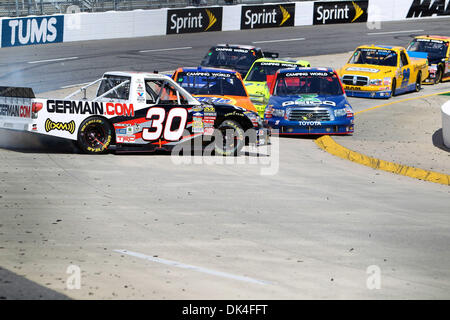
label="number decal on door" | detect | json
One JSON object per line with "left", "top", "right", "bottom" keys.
{"left": 142, "top": 107, "right": 188, "bottom": 141}
{"left": 401, "top": 68, "right": 410, "bottom": 87}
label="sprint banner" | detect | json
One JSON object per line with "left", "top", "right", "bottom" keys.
{"left": 313, "top": 1, "right": 369, "bottom": 25}
{"left": 241, "top": 4, "right": 295, "bottom": 29}
{"left": 166, "top": 7, "right": 223, "bottom": 34}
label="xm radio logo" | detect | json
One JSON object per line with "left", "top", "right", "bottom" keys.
{"left": 407, "top": 0, "right": 450, "bottom": 18}
{"left": 1, "top": 16, "right": 64, "bottom": 47}
{"left": 241, "top": 4, "right": 295, "bottom": 29}
{"left": 313, "top": 1, "right": 368, "bottom": 25}
{"left": 45, "top": 119, "right": 76, "bottom": 134}
{"left": 167, "top": 8, "right": 222, "bottom": 34}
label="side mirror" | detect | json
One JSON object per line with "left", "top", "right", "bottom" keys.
{"left": 263, "top": 52, "right": 279, "bottom": 58}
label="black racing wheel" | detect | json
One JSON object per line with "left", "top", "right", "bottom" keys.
{"left": 77, "top": 117, "right": 113, "bottom": 154}
{"left": 391, "top": 78, "right": 397, "bottom": 97}
{"left": 434, "top": 67, "right": 442, "bottom": 84}
{"left": 213, "top": 119, "right": 245, "bottom": 156}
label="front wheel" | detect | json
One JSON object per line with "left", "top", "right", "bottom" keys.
{"left": 77, "top": 117, "right": 113, "bottom": 154}
{"left": 434, "top": 67, "right": 442, "bottom": 84}
{"left": 213, "top": 119, "right": 245, "bottom": 156}
{"left": 391, "top": 78, "right": 397, "bottom": 97}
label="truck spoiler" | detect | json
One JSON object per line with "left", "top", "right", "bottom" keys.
{"left": 0, "top": 87, "right": 35, "bottom": 98}
{"left": 0, "top": 87, "right": 36, "bottom": 132}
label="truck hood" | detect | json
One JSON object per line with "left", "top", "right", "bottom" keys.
{"left": 194, "top": 94, "right": 256, "bottom": 112}
{"left": 268, "top": 94, "right": 348, "bottom": 109}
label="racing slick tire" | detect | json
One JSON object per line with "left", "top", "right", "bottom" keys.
{"left": 435, "top": 67, "right": 442, "bottom": 84}
{"left": 391, "top": 78, "right": 397, "bottom": 97}
{"left": 213, "top": 119, "right": 245, "bottom": 156}
{"left": 415, "top": 73, "right": 422, "bottom": 92}
{"left": 77, "top": 117, "right": 113, "bottom": 154}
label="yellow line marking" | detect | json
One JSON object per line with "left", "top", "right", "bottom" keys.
{"left": 315, "top": 91, "right": 450, "bottom": 186}
{"left": 355, "top": 90, "right": 450, "bottom": 115}
{"left": 315, "top": 135, "right": 450, "bottom": 186}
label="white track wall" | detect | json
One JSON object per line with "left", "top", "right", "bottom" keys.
{"left": 0, "top": 1, "right": 449, "bottom": 47}
{"left": 442, "top": 100, "right": 450, "bottom": 149}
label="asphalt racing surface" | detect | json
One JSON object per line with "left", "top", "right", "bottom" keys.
{"left": 0, "top": 19, "right": 450, "bottom": 299}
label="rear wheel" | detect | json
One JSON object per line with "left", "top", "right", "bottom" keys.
{"left": 415, "top": 73, "right": 421, "bottom": 92}
{"left": 77, "top": 117, "right": 113, "bottom": 154}
{"left": 213, "top": 119, "right": 245, "bottom": 156}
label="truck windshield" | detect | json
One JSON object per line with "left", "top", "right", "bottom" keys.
{"left": 408, "top": 39, "right": 448, "bottom": 60}
{"left": 349, "top": 49, "right": 398, "bottom": 67}
{"left": 201, "top": 47, "right": 257, "bottom": 70}
{"left": 97, "top": 75, "right": 131, "bottom": 100}
{"left": 246, "top": 62, "right": 300, "bottom": 82}
{"left": 176, "top": 71, "right": 247, "bottom": 97}
{"left": 274, "top": 72, "right": 343, "bottom": 96}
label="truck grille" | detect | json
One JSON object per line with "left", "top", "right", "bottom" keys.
{"left": 343, "top": 75, "right": 369, "bottom": 86}
{"left": 288, "top": 108, "right": 331, "bottom": 121}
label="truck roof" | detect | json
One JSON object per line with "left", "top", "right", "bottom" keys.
{"left": 177, "top": 67, "right": 238, "bottom": 74}
{"left": 215, "top": 44, "right": 260, "bottom": 51}
{"left": 253, "top": 58, "right": 308, "bottom": 65}
{"left": 357, "top": 45, "right": 406, "bottom": 52}
{"left": 278, "top": 67, "right": 335, "bottom": 73}
{"left": 415, "top": 35, "right": 450, "bottom": 41}
{"left": 103, "top": 71, "right": 171, "bottom": 79}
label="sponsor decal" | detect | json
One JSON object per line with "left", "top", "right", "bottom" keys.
{"left": 407, "top": 0, "right": 450, "bottom": 18}
{"left": 284, "top": 71, "right": 333, "bottom": 77}
{"left": 346, "top": 67, "right": 380, "bottom": 73}
{"left": 196, "top": 96, "right": 235, "bottom": 105}
{"left": 260, "top": 62, "right": 298, "bottom": 68}
{"left": 185, "top": 71, "right": 232, "bottom": 78}
{"left": 0, "top": 104, "right": 31, "bottom": 118}
{"left": 298, "top": 121, "right": 322, "bottom": 126}
{"left": 241, "top": 4, "right": 295, "bottom": 29}
{"left": 192, "top": 116, "right": 204, "bottom": 133}
{"left": 282, "top": 94, "right": 336, "bottom": 107}
{"left": 116, "top": 135, "right": 136, "bottom": 143}
{"left": 313, "top": 1, "right": 368, "bottom": 25}
{"left": 46, "top": 100, "right": 134, "bottom": 117}
{"left": 105, "top": 102, "right": 134, "bottom": 117}
{"left": 116, "top": 128, "right": 127, "bottom": 135}
{"left": 416, "top": 38, "right": 446, "bottom": 44}
{"left": 214, "top": 47, "right": 250, "bottom": 54}
{"left": 346, "top": 86, "right": 362, "bottom": 91}
{"left": 45, "top": 118, "right": 76, "bottom": 134}
{"left": 137, "top": 91, "right": 145, "bottom": 103}
{"left": 167, "top": 7, "right": 222, "bottom": 34}
{"left": 1, "top": 16, "right": 64, "bottom": 47}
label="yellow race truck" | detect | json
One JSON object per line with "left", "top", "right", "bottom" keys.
{"left": 338, "top": 45, "right": 429, "bottom": 98}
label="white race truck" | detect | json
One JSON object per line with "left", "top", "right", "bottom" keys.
{"left": 0, "top": 71, "right": 269, "bottom": 155}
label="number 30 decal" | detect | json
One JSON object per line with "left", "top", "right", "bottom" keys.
{"left": 142, "top": 107, "right": 188, "bottom": 141}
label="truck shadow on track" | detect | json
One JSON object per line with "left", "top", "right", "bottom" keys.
{"left": 0, "top": 129, "right": 77, "bottom": 154}
{"left": 0, "top": 129, "right": 271, "bottom": 157}
{"left": 0, "top": 266, "right": 70, "bottom": 300}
